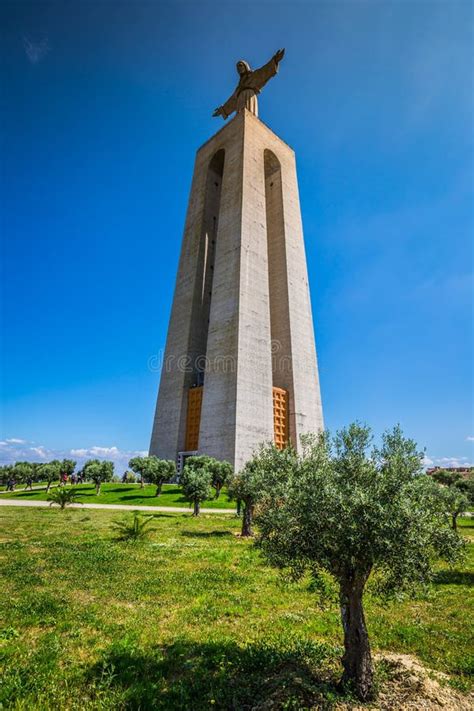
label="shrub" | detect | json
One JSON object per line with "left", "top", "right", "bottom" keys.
{"left": 185, "top": 456, "right": 232, "bottom": 499}
{"left": 228, "top": 445, "right": 297, "bottom": 536}
{"left": 181, "top": 465, "right": 213, "bottom": 516}
{"left": 128, "top": 456, "right": 176, "bottom": 494}
{"left": 48, "top": 487, "right": 82, "bottom": 510}
{"left": 112, "top": 512, "right": 155, "bottom": 543}
{"left": 82, "top": 459, "right": 114, "bottom": 494}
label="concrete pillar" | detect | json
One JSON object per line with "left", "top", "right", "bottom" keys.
{"left": 150, "top": 110, "right": 323, "bottom": 470}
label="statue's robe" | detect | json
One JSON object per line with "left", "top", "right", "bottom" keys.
{"left": 220, "top": 56, "right": 279, "bottom": 119}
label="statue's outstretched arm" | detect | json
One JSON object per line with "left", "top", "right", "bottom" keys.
{"left": 212, "top": 89, "right": 239, "bottom": 120}
{"left": 249, "top": 48, "right": 285, "bottom": 91}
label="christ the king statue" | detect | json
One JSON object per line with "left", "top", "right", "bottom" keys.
{"left": 212, "top": 48, "right": 285, "bottom": 120}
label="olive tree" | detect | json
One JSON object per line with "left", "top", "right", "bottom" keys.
{"left": 445, "top": 488, "right": 469, "bottom": 530}
{"left": 129, "top": 456, "right": 148, "bottom": 488}
{"left": 228, "top": 445, "right": 297, "bottom": 537}
{"left": 431, "top": 469, "right": 472, "bottom": 530}
{"left": 11, "top": 462, "right": 34, "bottom": 488}
{"left": 180, "top": 464, "right": 213, "bottom": 516}
{"left": 59, "top": 458, "right": 76, "bottom": 481}
{"left": 150, "top": 458, "right": 175, "bottom": 496}
{"left": 129, "top": 456, "right": 175, "bottom": 496}
{"left": 457, "top": 477, "right": 474, "bottom": 506}
{"left": 40, "top": 460, "right": 61, "bottom": 492}
{"left": 185, "top": 455, "right": 232, "bottom": 499}
{"left": 83, "top": 459, "right": 114, "bottom": 495}
{"left": 30, "top": 463, "right": 43, "bottom": 485}
{"left": 255, "top": 424, "right": 464, "bottom": 701}
{"left": 0, "top": 465, "right": 13, "bottom": 487}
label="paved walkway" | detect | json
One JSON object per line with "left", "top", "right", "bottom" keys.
{"left": 0, "top": 498, "right": 235, "bottom": 515}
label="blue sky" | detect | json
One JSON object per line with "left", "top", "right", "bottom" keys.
{"left": 1, "top": 0, "right": 473, "bottom": 472}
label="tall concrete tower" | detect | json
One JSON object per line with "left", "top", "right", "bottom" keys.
{"left": 150, "top": 109, "right": 323, "bottom": 471}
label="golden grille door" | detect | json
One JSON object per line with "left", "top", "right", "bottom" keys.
{"left": 185, "top": 386, "right": 203, "bottom": 451}
{"left": 273, "top": 386, "right": 289, "bottom": 450}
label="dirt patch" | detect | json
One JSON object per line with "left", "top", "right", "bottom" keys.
{"left": 336, "top": 653, "right": 473, "bottom": 710}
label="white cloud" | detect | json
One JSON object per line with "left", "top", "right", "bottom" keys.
{"left": 91, "top": 446, "right": 121, "bottom": 457}
{"left": 68, "top": 445, "right": 149, "bottom": 472}
{"left": 423, "top": 439, "right": 474, "bottom": 470}
{"left": 70, "top": 446, "right": 125, "bottom": 459}
{"left": 0, "top": 439, "right": 147, "bottom": 473}
{"left": 29, "top": 446, "right": 49, "bottom": 459}
{"left": 69, "top": 448, "right": 88, "bottom": 457}
{"left": 437, "top": 457, "right": 471, "bottom": 468}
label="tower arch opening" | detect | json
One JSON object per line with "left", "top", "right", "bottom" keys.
{"left": 264, "top": 149, "right": 294, "bottom": 449}
{"left": 182, "top": 148, "right": 225, "bottom": 452}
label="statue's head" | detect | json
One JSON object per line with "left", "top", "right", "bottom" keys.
{"left": 236, "top": 60, "right": 251, "bottom": 76}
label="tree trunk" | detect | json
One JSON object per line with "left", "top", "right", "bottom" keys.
{"left": 339, "top": 572, "right": 374, "bottom": 701}
{"left": 140, "top": 477, "right": 144, "bottom": 489}
{"left": 215, "top": 484, "right": 221, "bottom": 500}
{"left": 96, "top": 483, "right": 101, "bottom": 495}
{"left": 46, "top": 482, "right": 51, "bottom": 492}
{"left": 156, "top": 483, "right": 162, "bottom": 497}
{"left": 452, "top": 513, "right": 458, "bottom": 530}
{"left": 193, "top": 499, "right": 200, "bottom": 516}
{"left": 241, "top": 503, "right": 253, "bottom": 537}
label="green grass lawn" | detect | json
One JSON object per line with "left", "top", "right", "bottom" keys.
{"left": 0, "top": 508, "right": 472, "bottom": 710}
{"left": 0, "top": 482, "right": 236, "bottom": 509}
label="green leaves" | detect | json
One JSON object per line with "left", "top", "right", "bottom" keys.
{"left": 431, "top": 468, "right": 473, "bottom": 529}
{"left": 39, "top": 461, "right": 61, "bottom": 485}
{"left": 180, "top": 463, "right": 213, "bottom": 514}
{"left": 228, "top": 443, "right": 297, "bottom": 507}
{"left": 185, "top": 456, "right": 233, "bottom": 499}
{"left": 255, "top": 424, "right": 465, "bottom": 595}
{"left": 112, "top": 512, "right": 155, "bottom": 543}
{"left": 129, "top": 456, "right": 176, "bottom": 494}
{"left": 59, "top": 459, "right": 76, "bottom": 477}
{"left": 48, "top": 487, "right": 82, "bottom": 509}
{"left": 82, "top": 459, "right": 114, "bottom": 493}
{"left": 12, "top": 462, "right": 34, "bottom": 482}
{"left": 253, "top": 424, "right": 466, "bottom": 699}
{"left": 227, "top": 444, "right": 298, "bottom": 536}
